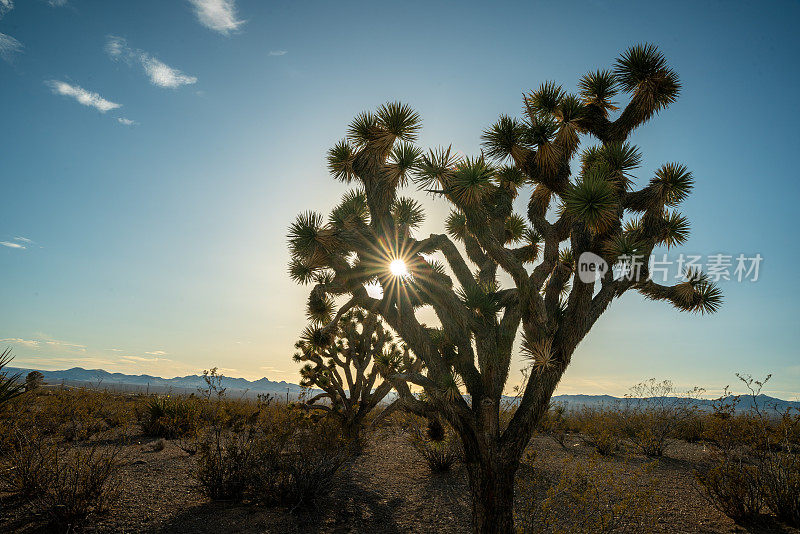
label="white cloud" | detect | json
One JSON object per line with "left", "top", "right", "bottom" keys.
{"left": 117, "top": 117, "right": 136, "bottom": 126}
{"left": 0, "top": 337, "right": 39, "bottom": 348}
{"left": 0, "top": 241, "right": 25, "bottom": 249}
{"left": 49, "top": 0, "right": 68, "bottom": 6}
{"left": 0, "top": 1, "right": 13, "bottom": 19}
{"left": 269, "top": 50, "right": 287, "bottom": 56}
{"left": 105, "top": 36, "right": 197, "bottom": 89}
{"left": 105, "top": 348, "right": 123, "bottom": 352}
{"left": 13, "top": 236, "right": 32, "bottom": 243}
{"left": 188, "top": 0, "right": 244, "bottom": 35}
{"left": 0, "top": 33, "right": 22, "bottom": 62}
{"left": 45, "top": 80, "right": 120, "bottom": 113}
{"left": 141, "top": 56, "right": 197, "bottom": 88}
{"left": 145, "top": 350, "right": 168, "bottom": 356}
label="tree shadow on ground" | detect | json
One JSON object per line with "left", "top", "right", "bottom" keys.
{"left": 153, "top": 471, "right": 404, "bottom": 534}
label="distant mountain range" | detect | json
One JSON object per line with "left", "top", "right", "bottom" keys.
{"left": 5, "top": 366, "right": 799, "bottom": 412}
{"left": 549, "top": 393, "right": 800, "bottom": 413}
{"left": 5, "top": 366, "right": 306, "bottom": 397}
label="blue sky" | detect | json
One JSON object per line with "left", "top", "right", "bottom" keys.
{"left": 1, "top": 0, "right": 798, "bottom": 397}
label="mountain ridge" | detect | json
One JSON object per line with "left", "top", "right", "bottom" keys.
{"left": 6, "top": 366, "right": 799, "bottom": 411}
{"left": 5, "top": 366, "right": 305, "bottom": 395}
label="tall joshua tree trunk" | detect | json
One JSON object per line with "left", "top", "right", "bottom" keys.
{"left": 460, "top": 366, "right": 563, "bottom": 534}
{"left": 466, "top": 450, "right": 517, "bottom": 534}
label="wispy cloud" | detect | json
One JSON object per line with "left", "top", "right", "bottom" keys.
{"left": 105, "top": 35, "right": 125, "bottom": 58}
{"left": 1, "top": 336, "right": 91, "bottom": 353}
{"left": 145, "top": 350, "right": 168, "bottom": 356}
{"left": 106, "top": 36, "right": 197, "bottom": 89}
{"left": 17, "top": 356, "right": 117, "bottom": 368}
{"left": 105, "top": 348, "right": 123, "bottom": 352}
{"left": 0, "top": 33, "right": 22, "bottom": 63}
{"left": 13, "top": 236, "right": 32, "bottom": 244}
{"left": 45, "top": 80, "right": 120, "bottom": 112}
{"left": 188, "top": 0, "right": 244, "bottom": 35}
{"left": 117, "top": 117, "right": 136, "bottom": 126}
{"left": 48, "top": 0, "right": 68, "bottom": 6}
{"left": 0, "top": 337, "right": 40, "bottom": 348}
{"left": 0, "top": 241, "right": 25, "bottom": 249}
{"left": 0, "top": 0, "right": 13, "bottom": 19}
{"left": 120, "top": 355, "right": 171, "bottom": 363}
{"left": 268, "top": 50, "right": 287, "bottom": 56}
{"left": 45, "top": 340, "right": 86, "bottom": 351}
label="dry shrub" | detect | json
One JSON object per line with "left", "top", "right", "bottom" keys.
{"left": 698, "top": 375, "right": 800, "bottom": 528}
{"left": 578, "top": 406, "right": 624, "bottom": 456}
{"left": 539, "top": 402, "right": 573, "bottom": 450}
{"left": 44, "top": 389, "right": 109, "bottom": 441}
{"left": 38, "top": 444, "right": 120, "bottom": 532}
{"left": 516, "top": 454, "right": 657, "bottom": 533}
{"left": 621, "top": 380, "right": 703, "bottom": 457}
{"left": 0, "top": 430, "right": 58, "bottom": 497}
{"left": 696, "top": 455, "right": 763, "bottom": 523}
{"left": 195, "top": 405, "right": 350, "bottom": 510}
{"left": 757, "top": 406, "right": 800, "bottom": 527}
{"left": 0, "top": 430, "right": 120, "bottom": 532}
{"left": 12, "top": 387, "right": 137, "bottom": 443}
{"left": 196, "top": 428, "right": 259, "bottom": 500}
{"left": 673, "top": 410, "right": 705, "bottom": 443}
{"left": 760, "top": 448, "right": 800, "bottom": 527}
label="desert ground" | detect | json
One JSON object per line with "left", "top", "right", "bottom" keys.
{"left": 1, "top": 386, "right": 797, "bottom": 533}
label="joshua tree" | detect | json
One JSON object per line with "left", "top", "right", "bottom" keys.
{"left": 0, "top": 348, "right": 25, "bottom": 406}
{"left": 294, "top": 308, "right": 416, "bottom": 445}
{"left": 25, "top": 370, "right": 44, "bottom": 392}
{"left": 287, "top": 44, "right": 722, "bottom": 532}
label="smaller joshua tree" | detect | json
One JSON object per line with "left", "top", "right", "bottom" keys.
{"left": 293, "top": 309, "right": 417, "bottom": 445}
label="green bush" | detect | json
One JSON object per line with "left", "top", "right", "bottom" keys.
{"left": 139, "top": 396, "right": 198, "bottom": 438}
{"left": 408, "top": 432, "right": 462, "bottom": 472}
